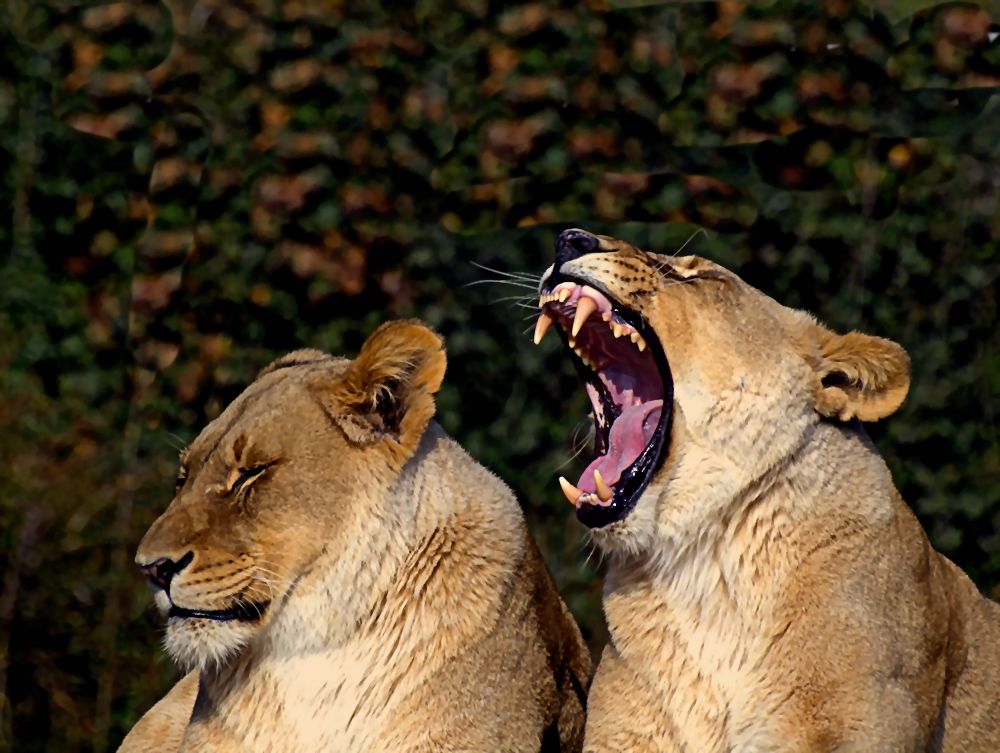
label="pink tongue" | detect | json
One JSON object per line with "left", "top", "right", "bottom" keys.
{"left": 578, "top": 400, "right": 663, "bottom": 495}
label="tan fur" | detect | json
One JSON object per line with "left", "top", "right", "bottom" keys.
{"left": 549, "top": 233, "right": 1000, "bottom": 752}
{"left": 119, "top": 320, "right": 590, "bottom": 753}
{"left": 119, "top": 672, "right": 199, "bottom": 753}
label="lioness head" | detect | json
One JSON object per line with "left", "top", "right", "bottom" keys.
{"left": 136, "top": 320, "right": 446, "bottom": 670}
{"left": 535, "top": 229, "right": 910, "bottom": 554}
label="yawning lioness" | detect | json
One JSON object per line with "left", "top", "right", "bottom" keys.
{"left": 534, "top": 229, "right": 1000, "bottom": 752}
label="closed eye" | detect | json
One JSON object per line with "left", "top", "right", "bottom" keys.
{"left": 175, "top": 465, "right": 189, "bottom": 492}
{"left": 230, "top": 463, "right": 273, "bottom": 495}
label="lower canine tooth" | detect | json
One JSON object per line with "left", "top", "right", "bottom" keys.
{"left": 559, "top": 476, "right": 583, "bottom": 506}
{"left": 594, "top": 469, "right": 613, "bottom": 501}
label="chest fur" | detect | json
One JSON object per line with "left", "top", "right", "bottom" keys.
{"left": 182, "top": 637, "right": 427, "bottom": 753}
{"left": 603, "top": 544, "right": 798, "bottom": 752}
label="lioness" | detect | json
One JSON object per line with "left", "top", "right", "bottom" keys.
{"left": 119, "top": 320, "right": 590, "bottom": 753}
{"left": 532, "top": 229, "right": 1000, "bottom": 752}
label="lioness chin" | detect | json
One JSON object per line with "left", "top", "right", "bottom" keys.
{"left": 534, "top": 229, "right": 1000, "bottom": 752}
{"left": 119, "top": 320, "right": 590, "bottom": 753}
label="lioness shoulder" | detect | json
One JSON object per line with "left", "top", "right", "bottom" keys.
{"left": 533, "top": 229, "right": 1000, "bottom": 753}
{"left": 119, "top": 320, "right": 590, "bottom": 753}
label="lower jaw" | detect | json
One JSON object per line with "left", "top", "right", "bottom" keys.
{"left": 576, "top": 496, "right": 639, "bottom": 529}
{"left": 165, "top": 621, "right": 256, "bottom": 670}
{"left": 575, "top": 407, "right": 673, "bottom": 530}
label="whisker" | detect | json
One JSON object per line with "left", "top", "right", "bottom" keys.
{"left": 553, "top": 420, "right": 594, "bottom": 471}
{"left": 463, "top": 278, "right": 539, "bottom": 290}
{"left": 468, "top": 261, "right": 540, "bottom": 283}
{"left": 253, "top": 572, "right": 290, "bottom": 590}
{"left": 244, "top": 584, "right": 276, "bottom": 605}
{"left": 234, "top": 594, "right": 264, "bottom": 621}
{"left": 164, "top": 433, "right": 188, "bottom": 452}
{"left": 653, "top": 229, "right": 711, "bottom": 278}
{"left": 489, "top": 293, "right": 537, "bottom": 304}
{"left": 674, "top": 227, "right": 709, "bottom": 256}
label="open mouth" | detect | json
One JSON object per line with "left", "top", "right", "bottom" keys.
{"left": 534, "top": 278, "right": 673, "bottom": 528}
{"left": 168, "top": 600, "right": 270, "bottom": 623}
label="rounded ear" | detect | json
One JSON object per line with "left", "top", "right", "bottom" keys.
{"left": 812, "top": 325, "right": 910, "bottom": 422}
{"left": 315, "top": 320, "right": 446, "bottom": 455}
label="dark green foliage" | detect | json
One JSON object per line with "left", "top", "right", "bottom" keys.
{"left": 1, "top": 0, "right": 998, "bottom": 750}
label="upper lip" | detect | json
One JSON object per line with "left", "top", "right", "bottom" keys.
{"left": 168, "top": 599, "right": 270, "bottom": 623}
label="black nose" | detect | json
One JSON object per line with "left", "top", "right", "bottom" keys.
{"left": 138, "top": 551, "right": 193, "bottom": 592}
{"left": 555, "top": 228, "right": 599, "bottom": 268}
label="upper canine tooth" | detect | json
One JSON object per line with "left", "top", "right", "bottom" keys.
{"left": 572, "top": 296, "right": 598, "bottom": 337}
{"left": 594, "top": 469, "right": 613, "bottom": 501}
{"left": 533, "top": 312, "right": 554, "bottom": 345}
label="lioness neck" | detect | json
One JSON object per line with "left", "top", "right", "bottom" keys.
{"left": 598, "top": 420, "right": 902, "bottom": 750}
{"left": 182, "top": 425, "right": 525, "bottom": 752}
{"left": 606, "top": 418, "right": 896, "bottom": 650}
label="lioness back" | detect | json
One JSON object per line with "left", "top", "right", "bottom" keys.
{"left": 119, "top": 320, "right": 590, "bottom": 753}
{"left": 532, "top": 229, "right": 999, "bottom": 752}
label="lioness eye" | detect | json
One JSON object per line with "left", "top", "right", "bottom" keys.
{"left": 231, "top": 464, "right": 269, "bottom": 494}
{"left": 175, "top": 466, "right": 188, "bottom": 492}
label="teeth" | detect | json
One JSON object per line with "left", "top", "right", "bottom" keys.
{"left": 557, "top": 288, "right": 572, "bottom": 303}
{"left": 601, "top": 312, "right": 611, "bottom": 322}
{"left": 571, "top": 296, "right": 598, "bottom": 337}
{"left": 573, "top": 346, "right": 597, "bottom": 370}
{"left": 594, "top": 469, "right": 613, "bottom": 501}
{"left": 611, "top": 323, "right": 624, "bottom": 338}
{"left": 533, "top": 312, "right": 553, "bottom": 345}
{"left": 559, "top": 476, "right": 583, "bottom": 506}
{"left": 629, "top": 331, "right": 648, "bottom": 351}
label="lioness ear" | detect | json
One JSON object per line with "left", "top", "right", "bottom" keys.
{"left": 812, "top": 324, "right": 910, "bottom": 422}
{"left": 323, "top": 320, "right": 446, "bottom": 453}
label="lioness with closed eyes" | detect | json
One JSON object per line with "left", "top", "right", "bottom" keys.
{"left": 534, "top": 228, "right": 1000, "bottom": 752}
{"left": 118, "top": 320, "right": 590, "bottom": 753}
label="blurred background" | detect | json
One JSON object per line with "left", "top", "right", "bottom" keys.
{"left": 2, "top": 0, "right": 999, "bottom": 749}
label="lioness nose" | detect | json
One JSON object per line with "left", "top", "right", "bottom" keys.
{"left": 555, "top": 228, "right": 599, "bottom": 267}
{"left": 138, "top": 551, "right": 193, "bottom": 592}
